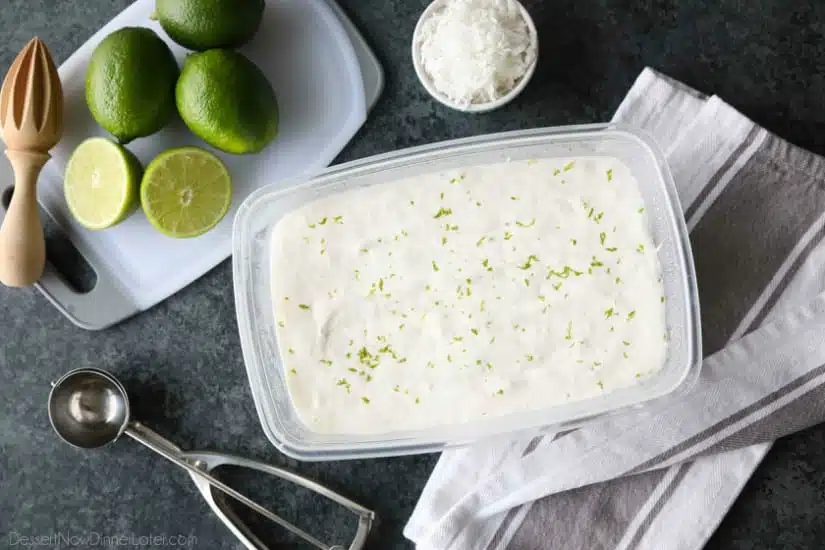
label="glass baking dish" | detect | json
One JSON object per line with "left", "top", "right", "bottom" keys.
{"left": 232, "top": 124, "right": 701, "bottom": 461}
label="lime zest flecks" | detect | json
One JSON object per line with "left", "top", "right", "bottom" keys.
{"left": 433, "top": 207, "right": 453, "bottom": 219}
{"left": 518, "top": 254, "right": 540, "bottom": 270}
{"left": 570, "top": 239, "right": 577, "bottom": 246}
{"left": 627, "top": 310, "right": 637, "bottom": 320}
{"left": 516, "top": 218, "right": 536, "bottom": 228}
{"left": 637, "top": 244, "right": 645, "bottom": 253}
{"left": 432, "top": 260, "right": 440, "bottom": 272}
{"left": 600, "top": 232, "right": 607, "bottom": 246}
{"left": 504, "top": 232, "right": 514, "bottom": 241}
{"left": 604, "top": 307, "right": 616, "bottom": 319}
{"left": 510, "top": 196, "right": 520, "bottom": 201}
{"left": 638, "top": 207, "right": 645, "bottom": 214}
{"left": 361, "top": 396, "right": 370, "bottom": 404}
{"left": 298, "top": 304, "right": 310, "bottom": 310}
{"left": 563, "top": 161, "right": 575, "bottom": 172}
{"left": 553, "top": 168, "right": 561, "bottom": 176}
{"left": 546, "top": 266, "right": 583, "bottom": 280}
{"left": 333, "top": 215, "right": 344, "bottom": 224}
{"left": 565, "top": 321, "right": 573, "bottom": 341}
{"left": 606, "top": 169, "right": 613, "bottom": 181}
{"left": 357, "top": 346, "right": 380, "bottom": 369}
{"left": 597, "top": 380, "right": 604, "bottom": 390}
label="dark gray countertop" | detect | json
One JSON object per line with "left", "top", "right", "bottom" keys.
{"left": 3, "top": 0, "right": 825, "bottom": 548}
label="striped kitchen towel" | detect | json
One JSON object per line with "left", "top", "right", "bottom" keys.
{"left": 404, "top": 67, "right": 825, "bottom": 550}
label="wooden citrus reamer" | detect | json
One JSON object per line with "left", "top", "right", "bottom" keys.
{"left": 0, "top": 37, "right": 64, "bottom": 288}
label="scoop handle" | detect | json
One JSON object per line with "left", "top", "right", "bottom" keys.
{"left": 0, "top": 149, "right": 48, "bottom": 287}
{"left": 125, "top": 422, "right": 332, "bottom": 550}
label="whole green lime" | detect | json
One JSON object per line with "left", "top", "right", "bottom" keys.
{"left": 156, "top": 0, "right": 266, "bottom": 51}
{"left": 85, "top": 27, "right": 179, "bottom": 144}
{"left": 176, "top": 49, "right": 279, "bottom": 155}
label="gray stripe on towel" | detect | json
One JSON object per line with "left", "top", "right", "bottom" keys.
{"left": 624, "top": 463, "right": 692, "bottom": 550}
{"left": 690, "top": 134, "right": 825, "bottom": 355}
{"left": 628, "top": 361, "right": 825, "bottom": 474}
{"left": 683, "top": 125, "right": 763, "bottom": 224}
{"left": 505, "top": 469, "right": 670, "bottom": 550}
{"left": 696, "top": 364, "right": 825, "bottom": 459}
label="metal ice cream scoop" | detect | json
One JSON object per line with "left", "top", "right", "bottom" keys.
{"left": 48, "top": 367, "right": 374, "bottom": 550}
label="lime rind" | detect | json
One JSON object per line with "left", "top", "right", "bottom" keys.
{"left": 140, "top": 146, "right": 232, "bottom": 239}
{"left": 63, "top": 137, "right": 141, "bottom": 230}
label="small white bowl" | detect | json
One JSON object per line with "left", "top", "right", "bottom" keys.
{"left": 411, "top": 0, "right": 539, "bottom": 114}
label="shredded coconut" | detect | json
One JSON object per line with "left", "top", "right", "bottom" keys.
{"left": 416, "top": 0, "right": 536, "bottom": 106}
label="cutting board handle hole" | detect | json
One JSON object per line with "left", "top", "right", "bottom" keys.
{"left": 1, "top": 186, "right": 96, "bottom": 293}
{"left": 40, "top": 206, "right": 98, "bottom": 294}
{"left": 1, "top": 185, "right": 12, "bottom": 209}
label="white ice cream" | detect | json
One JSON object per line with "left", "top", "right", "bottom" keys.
{"left": 270, "top": 157, "right": 668, "bottom": 435}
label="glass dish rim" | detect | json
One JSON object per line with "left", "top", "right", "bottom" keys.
{"left": 233, "top": 122, "right": 702, "bottom": 461}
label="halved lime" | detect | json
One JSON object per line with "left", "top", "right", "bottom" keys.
{"left": 64, "top": 137, "right": 142, "bottom": 230}
{"left": 140, "top": 147, "right": 232, "bottom": 238}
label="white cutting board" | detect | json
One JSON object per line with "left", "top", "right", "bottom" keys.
{"left": 1, "top": 0, "right": 383, "bottom": 329}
